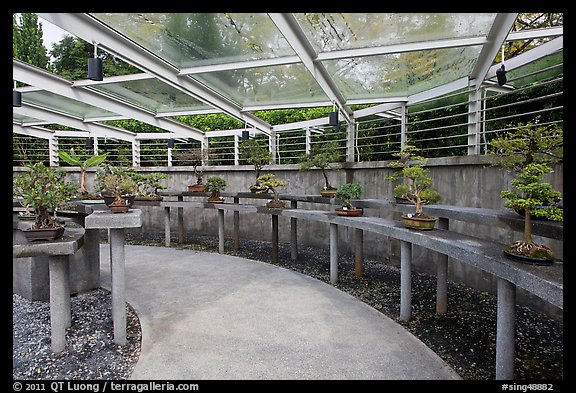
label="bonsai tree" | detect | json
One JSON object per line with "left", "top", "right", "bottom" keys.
{"left": 205, "top": 176, "right": 227, "bottom": 203}
{"left": 58, "top": 149, "right": 109, "bottom": 196}
{"left": 173, "top": 147, "right": 210, "bottom": 189}
{"left": 299, "top": 141, "right": 342, "bottom": 197}
{"left": 500, "top": 162, "right": 562, "bottom": 261}
{"left": 336, "top": 183, "right": 363, "bottom": 211}
{"left": 95, "top": 164, "right": 138, "bottom": 209}
{"left": 128, "top": 172, "right": 168, "bottom": 200}
{"left": 239, "top": 139, "right": 272, "bottom": 192}
{"left": 256, "top": 173, "right": 286, "bottom": 208}
{"left": 13, "top": 162, "right": 77, "bottom": 230}
{"left": 488, "top": 119, "right": 563, "bottom": 262}
{"left": 387, "top": 145, "right": 440, "bottom": 216}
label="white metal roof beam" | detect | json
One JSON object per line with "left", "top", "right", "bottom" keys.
{"left": 13, "top": 59, "right": 202, "bottom": 140}
{"left": 179, "top": 56, "right": 302, "bottom": 75}
{"left": 13, "top": 124, "right": 54, "bottom": 139}
{"left": 16, "top": 103, "right": 137, "bottom": 142}
{"left": 38, "top": 13, "right": 272, "bottom": 136}
{"left": 268, "top": 13, "right": 353, "bottom": 124}
{"left": 469, "top": 13, "right": 519, "bottom": 88}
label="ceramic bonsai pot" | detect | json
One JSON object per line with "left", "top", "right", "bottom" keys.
{"left": 23, "top": 226, "right": 65, "bottom": 241}
{"left": 188, "top": 184, "right": 206, "bottom": 192}
{"left": 320, "top": 188, "right": 338, "bottom": 198}
{"left": 335, "top": 207, "right": 363, "bottom": 217}
{"left": 401, "top": 214, "right": 437, "bottom": 230}
{"left": 503, "top": 250, "right": 554, "bottom": 266}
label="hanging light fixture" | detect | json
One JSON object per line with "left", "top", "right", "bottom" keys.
{"left": 241, "top": 121, "right": 249, "bottom": 141}
{"left": 167, "top": 138, "right": 175, "bottom": 149}
{"left": 13, "top": 80, "right": 22, "bottom": 107}
{"left": 88, "top": 43, "right": 103, "bottom": 81}
{"left": 496, "top": 45, "right": 507, "bottom": 86}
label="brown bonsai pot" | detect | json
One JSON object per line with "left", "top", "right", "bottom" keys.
{"left": 266, "top": 199, "right": 285, "bottom": 209}
{"left": 401, "top": 214, "right": 437, "bottom": 230}
{"left": 23, "top": 225, "right": 65, "bottom": 242}
{"left": 188, "top": 184, "right": 206, "bottom": 192}
{"left": 335, "top": 207, "right": 363, "bottom": 217}
{"left": 320, "top": 188, "right": 338, "bottom": 198}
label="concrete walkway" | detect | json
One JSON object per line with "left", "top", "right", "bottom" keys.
{"left": 99, "top": 244, "right": 460, "bottom": 380}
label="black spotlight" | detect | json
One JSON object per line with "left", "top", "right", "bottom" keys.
{"left": 167, "top": 138, "right": 175, "bottom": 149}
{"left": 329, "top": 111, "right": 339, "bottom": 127}
{"left": 496, "top": 64, "right": 507, "bottom": 86}
{"left": 13, "top": 90, "right": 22, "bottom": 107}
{"left": 241, "top": 130, "right": 250, "bottom": 142}
{"left": 88, "top": 57, "right": 103, "bottom": 81}
{"left": 85, "top": 137, "right": 94, "bottom": 149}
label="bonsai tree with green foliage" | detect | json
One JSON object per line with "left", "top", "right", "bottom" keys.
{"left": 256, "top": 173, "right": 286, "bottom": 208}
{"left": 488, "top": 118, "right": 563, "bottom": 261}
{"left": 299, "top": 141, "right": 342, "bottom": 195}
{"left": 239, "top": 139, "right": 272, "bottom": 192}
{"left": 336, "top": 183, "right": 363, "bottom": 210}
{"left": 387, "top": 144, "right": 440, "bottom": 216}
{"left": 128, "top": 172, "right": 168, "bottom": 200}
{"left": 13, "top": 162, "right": 77, "bottom": 229}
{"left": 58, "top": 149, "right": 108, "bottom": 196}
{"left": 205, "top": 176, "right": 227, "bottom": 203}
{"left": 173, "top": 147, "right": 209, "bottom": 186}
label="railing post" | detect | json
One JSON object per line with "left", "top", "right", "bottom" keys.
{"left": 436, "top": 217, "right": 449, "bottom": 315}
{"left": 272, "top": 214, "right": 279, "bottom": 263}
{"left": 233, "top": 197, "right": 240, "bottom": 250}
{"left": 290, "top": 200, "right": 298, "bottom": 260}
{"left": 330, "top": 223, "right": 338, "bottom": 284}
{"left": 218, "top": 208, "right": 225, "bottom": 254}
{"left": 399, "top": 240, "right": 412, "bottom": 321}
{"left": 354, "top": 228, "right": 363, "bottom": 277}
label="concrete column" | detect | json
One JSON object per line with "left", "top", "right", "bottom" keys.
{"left": 218, "top": 209, "right": 225, "bottom": 254}
{"left": 48, "top": 255, "right": 69, "bottom": 353}
{"left": 400, "top": 240, "right": 412, "bottom": 321}
{"left": 272, "top": 215, "right": 279, "bottom": 263}
{"left": 233, "top": 197, "right": 240, "bottom": 250}
{"left": 436, "top": 217, "right": 449, "bottom": 315}
{"left": 496, "top": 278, "right": 516, "bottom": 380}
{"left": 62, "top": 259, "right": 71, "bottom": 328}
{"left": 109, "top": 228, "right": 126, "bottom": 346}
{"left": 354, "top": 228, "right": 364, "bottom": 277}
{"left": 330, "top": 223, "right": 338, "bottom": 284}
{"left": 290, "top": 200, "right": 298, "bottom": 261}
{"left": 177, "top": 195, "right": 184, "bottom": 243}
{"left": 164, "top": 206, "right": 171, "bottom": 247}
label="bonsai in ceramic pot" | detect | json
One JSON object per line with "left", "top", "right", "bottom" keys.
{"left": 335, "top": 183, "right": 363, "bottom": 216}
{"left": 205, "top": 176, "right": 227, "bottom": 204}
{"left": 256, "top": 173, "right": 286, "bottom": 209}
{"left": 97, "top": 166, "right": 138, "bottom": 213}
{"left": 488, "top": 118, "right": 562, "bottom": 264}
{"left": 298, "top": 141, "right": 342, "bottom": 197}
{"left": 173, "top": 148, "right": 209, "bottom": 192}
{"left": 387, "top": 145, "right": 440, "bottom": 230}
{"left": 129, "top": 171, "right": 168, "bottom": 201}
{"left": 239, "top": 139, "right": 272, "bottom": 193}
{"left": 13, "top": 162, "right": 77, "bottom": 240}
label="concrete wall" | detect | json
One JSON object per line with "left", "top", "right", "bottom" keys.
{"left": 14, "top": 156, "right": 563, "bottom": 318}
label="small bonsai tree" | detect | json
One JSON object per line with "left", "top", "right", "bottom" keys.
{"left": 205, "top": 176, "right": 227, "bottom": 203}
{"left": 387, "top": 145, "right": 440, "bottom": 216}
{"left": 13, "top": 162, "right": 77, "bottom": 229}
{"left": 58, "top": 149, "right": 109, "bottom": 196}
{"left": 336, "top": 183, "right": 363, "bottom": 210}
{"left": 256, "top": 173, "right": 286, "bottom": 208}
{"left": 500, "top": 162, "right": 562, "bottom": 260}
{"left": 173, "top": 147, "right": 210, "bottom": 186}
{"left": 299, "top": 141, "right": 342, "bottom": 195}
{"left": 128, "top": 172, "right": 168, "bottom": 199}
{"left": 239, "top": 139, "right": 272, "bottom": 192}
{"left": 95, "top": 164, "right": 138, "bottom": 204}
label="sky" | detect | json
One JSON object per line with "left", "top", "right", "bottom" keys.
{"left": 38, "top": 16, "right": 71, "bottom": 50}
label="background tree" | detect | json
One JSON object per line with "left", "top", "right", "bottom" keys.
{"left": 13, "top": 13, "right": 49, "bottom": 70}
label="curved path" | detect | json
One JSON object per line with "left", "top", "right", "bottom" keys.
{"left": 100, "top": 244, "right": 460, "bottom": 380}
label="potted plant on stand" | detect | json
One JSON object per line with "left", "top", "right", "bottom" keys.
{"left": 386, "top": 144, "right": 425, "bottom": 204}
{"left": 173, "top": 148, "right": 209, "bottom": 192}
{"left": 239, "top": 139, "right": 272, "bottom": 193}
{"left": 256, "top": 174, "right": 286, "bottom": 209}
{"left": 205, "top": 176, "right": 227, "bottom": 204}
{"left": 58, "top": 148, "right": 108, "bottom": 198}
{"left": 100, "top": 169, "right": 138, "bottom": 213}
{"left": 387, "top": 145, "right": 440, "bottom": 230}
{"left": 335, "top": 183, "right": 364, "bottom": 216}
{"left": 13, "top": 162, "right": 77, "bottom": 241}
{"left": 488, "top": 118, "right": 563, "bottom": 264}
{"left": 299, "top": 141, "right": 342, "bottom": 197}
{"left": 129, "top": 172, "right": 168, "bottom": 202}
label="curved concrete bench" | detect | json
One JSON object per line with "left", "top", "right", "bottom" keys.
{"left": 158, "top": 194, "right": 563, "bottom": 380}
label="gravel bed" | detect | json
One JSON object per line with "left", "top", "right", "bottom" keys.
{"left": 13, "top": 233, "right": 563, "bottom": 380}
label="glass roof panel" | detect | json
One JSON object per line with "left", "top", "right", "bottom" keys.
{"left": 295, "top": 13, "right": 497, "bottom": 53}
{"left": 324, "top": 46, "right": 483, "bottom": 100}
{"left": 13, "top": 112, "right": 46, "bottom": 125}
{"left": 92, "top": 13, "right": 296, "bottom": 69}
{"left": 503, "top": 50, "right": 563, "bottom": 89}
{"left": 23, "top": 91, "right": 118, "bottom": 119}
{"left": 191, "top": 63, "right": 329, "bottom": 107}
{"left": 88, "top": 79, "right": 212, "bottom": 114}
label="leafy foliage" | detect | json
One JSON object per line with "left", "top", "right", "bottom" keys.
{"left": 299, "top": 141, "right": 342, "bottom": 190}
{"left": 256, "top": 173, "right": 286, "bottom": 202}
{"left": 58, "top": 149, "right": 108, "bottom": 194}
{"left": 336, "top": 183, "right": 363, "bottom": 209}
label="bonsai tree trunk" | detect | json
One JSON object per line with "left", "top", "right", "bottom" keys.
{"left": 35, "top": 206, "right": 55, "bottom": 229}
{"left": 524, "top": 209, "right": 533, "bottom": 244}
{"left": 80, "top": 169, "right": 88, "bottom": 194}
{"left": 321, "top": 167, "right": 331, "bottom": 189}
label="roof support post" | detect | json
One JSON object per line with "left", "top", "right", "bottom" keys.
{"left": 269, "top": 131, "right": 277, "bottom": 165}
{"left": 132, "top": 139, "right": 140, "bottom": 167}
{"left": 305, "top": 127, "right": 311, "bottom": 155}
{"left": 48, "top": 135, "right": 59, "bottom": 167}
{"left": 346, "top": 118, "right": 356, "bottom": 163}
{"left": 234, "top": 135, "right": 240, "bottom": 166}
{"left": 468, "top": 85, "right": 481, "bottom": 156}
{"left": 400, "top": 103, "right": 408, "bottom": 150}
{"left": 201, "top": 137, "right": 209, "bottom": 166}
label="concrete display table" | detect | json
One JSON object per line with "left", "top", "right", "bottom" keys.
{"left": 84, "top": 207, "right": 142, "bottom": 345}
{"left": 13, "top": 223, "right": 85, "bottom": 353}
